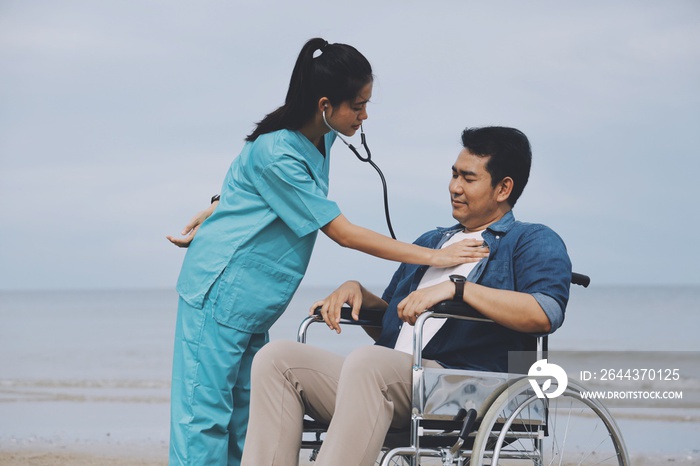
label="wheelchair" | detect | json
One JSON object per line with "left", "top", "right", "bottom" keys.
{"left": 296, "top": 273, "right": 630, "bottom": 465}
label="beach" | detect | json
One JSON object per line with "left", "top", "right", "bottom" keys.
{"left": 1, "top": 285, "right": 699, "bottom": 464}
{"left": 0, "top": 447, "right": 167, "bottom": 466}
{"left": 2, "top": 449, "right": 699, "bottom": 465}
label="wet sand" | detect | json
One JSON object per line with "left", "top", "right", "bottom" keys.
{"left": 1, "top": 448, "right": 698, "bottom": 466}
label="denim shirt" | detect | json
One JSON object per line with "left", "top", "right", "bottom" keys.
{"left": 376, "top": 210, "right": 572, "bottom": 372}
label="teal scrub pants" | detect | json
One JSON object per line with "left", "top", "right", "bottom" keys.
{"left": 170, "top": 279, "right": 268, "bottom": 466}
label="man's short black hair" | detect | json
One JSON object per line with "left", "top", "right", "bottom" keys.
{"left": 461, "top": 126, "right": 532, "bottom": 207}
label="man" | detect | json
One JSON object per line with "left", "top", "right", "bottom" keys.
{"left": 240, "top": 126, "right": 572, "bottom": 466}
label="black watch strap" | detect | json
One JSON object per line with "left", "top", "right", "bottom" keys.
{"left": 449, "top": 274, "right": 466, "bottom": 302}
{"left": 211, "top": 194, "right": 221, "bottom": 204}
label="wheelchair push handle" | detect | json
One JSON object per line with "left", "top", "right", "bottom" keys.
{"left": 571, "top": 272, "right": 590, "bottom": 288}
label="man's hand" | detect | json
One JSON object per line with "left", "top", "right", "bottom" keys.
{"left": 309, "top": 281, "right": 364, "bottom": 334}
{"left": 430, "top": 239, "right": 489, "bottom": 268}
{"left": 166, "top": 201, "right": 218, "bottom": 248}
{"left": 397, "top": 281, "right": 454, "bottom": 325}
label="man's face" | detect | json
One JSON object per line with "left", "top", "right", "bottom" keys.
{"left": 449, "top": 149, "right": 506, "bottom": 231}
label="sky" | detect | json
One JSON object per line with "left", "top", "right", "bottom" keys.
{"left": 1, "top": 0, "right": 699, "bottom": 291}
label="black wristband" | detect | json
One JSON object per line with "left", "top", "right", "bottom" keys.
{"left": 211, "top": 194, "right": 220, "bottom": 204}
{"left": 449, "top": 274, "right": 467, "bottom": 302}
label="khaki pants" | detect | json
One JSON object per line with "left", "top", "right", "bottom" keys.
{"left": 241, "top": 340, "right": 441, "bottom": 466}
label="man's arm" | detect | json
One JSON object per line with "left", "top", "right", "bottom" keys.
{"left": 310, "top": 280, "right": 388, "bottom": 338}
{"left": 397, "top": 281, "right": 550, "bottom": 333}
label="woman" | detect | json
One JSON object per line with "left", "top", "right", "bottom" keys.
{"left": 167, "top": 38, "right": 487, "bottom": 466}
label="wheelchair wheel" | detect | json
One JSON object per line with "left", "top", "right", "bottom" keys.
{"left": 471, "top": 378, "right": 629, "bottom": 465}
{"left": 376, "top": 456, "right": 411, "bottom": 466}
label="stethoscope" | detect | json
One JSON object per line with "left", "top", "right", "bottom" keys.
{"left": 322, "top": 109, "right": 397, "bottom": 239}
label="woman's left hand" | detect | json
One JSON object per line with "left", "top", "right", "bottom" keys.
{"left": 166, "top": 201, "right": 218, "bottom": 248}
{"left": 429, "top": 238, "right": 489, "bottom": 268}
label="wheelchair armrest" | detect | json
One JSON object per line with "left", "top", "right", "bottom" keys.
{"left": 299, "top": 305, "right": 385, "bottom": 343}
{"left": 428, "top": 300, "right": 492, "bottom": 322}
{"left": 312, "top": 305, "right": 385, "bottom": 327}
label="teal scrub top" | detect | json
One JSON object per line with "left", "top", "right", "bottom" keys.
{"left": 176, "top": 129, "right": 341, "bottom": 333}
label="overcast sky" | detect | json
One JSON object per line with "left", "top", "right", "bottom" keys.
{"left": 1, "top": 1, "right": 699, "bottom": 291}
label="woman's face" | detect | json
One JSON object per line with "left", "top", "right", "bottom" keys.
{"left": 325, "top": 81, "right": 372, "bottom": 137}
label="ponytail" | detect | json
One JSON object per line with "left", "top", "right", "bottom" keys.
{"left": 246, "top": 38, "right": 372, "bottom": 142}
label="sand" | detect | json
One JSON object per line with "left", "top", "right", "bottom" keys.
{"left": 1, "top": 447, "right": 698, "bottom": 466}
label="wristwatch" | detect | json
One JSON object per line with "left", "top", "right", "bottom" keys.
{"left": 211, "top": 194, "right": 221, "bottom": 204}
{"left": 449, "top": 274, "right": 467, "bottom": 302}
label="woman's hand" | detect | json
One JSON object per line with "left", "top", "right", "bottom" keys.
{"left": 429, "top": 238, "right": 489, "bottom": 268}
{"left": 397, "top": 281, "right": 454, "bottom": 325}
{"left": 309, "top": 281, "right": 364, "bottom": 334}
{"left": 166, "top": 201, "right": 218, "bottom": 248}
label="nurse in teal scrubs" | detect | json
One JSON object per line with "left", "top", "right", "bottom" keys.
{"left": 167, "top": 38, "right": 486, "bottom": 466}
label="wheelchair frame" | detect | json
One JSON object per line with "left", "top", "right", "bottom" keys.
{"left": 296, "top": 274, "right": 630, "bottom": 466}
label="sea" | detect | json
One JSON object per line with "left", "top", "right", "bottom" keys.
{"left": 1, "top": 284, "right": 699, "bottom": 459}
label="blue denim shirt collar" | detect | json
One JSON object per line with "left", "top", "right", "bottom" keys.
{"left": 437, "top": 210, "right": 514, "bottom": 234}
{"left": 436, "top": 210, "right": 515, "bottom": 245}
{"left": 485, "top": 210, "right": 515, "bottom": 235}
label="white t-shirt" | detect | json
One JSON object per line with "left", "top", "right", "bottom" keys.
{"left": 393, "top": 229, "right": 485, "bottom": 355}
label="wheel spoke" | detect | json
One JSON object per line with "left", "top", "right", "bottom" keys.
{"left": 471, "top": 379, "right": 629, "bottom": 466}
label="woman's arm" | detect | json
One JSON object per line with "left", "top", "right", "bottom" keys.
{"left": 321, "top": 214, "right": 488, "bottom": 268}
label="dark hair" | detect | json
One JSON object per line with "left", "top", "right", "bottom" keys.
{"left": 460, "top": 126, "right": 532, "bottom": 207}
{"left": 246, "top": 38, "right": 373, "bottom": 142}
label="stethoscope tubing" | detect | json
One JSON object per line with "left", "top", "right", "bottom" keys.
{"left": 322, "top": 111, "right": 397, "bottom": 239}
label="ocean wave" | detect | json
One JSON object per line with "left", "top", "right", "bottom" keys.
{"left": 0, "top": 379, "right": 170, "bottom": 389}
{"left": 0, "top": 379, "right": 170, "bottom": 403}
